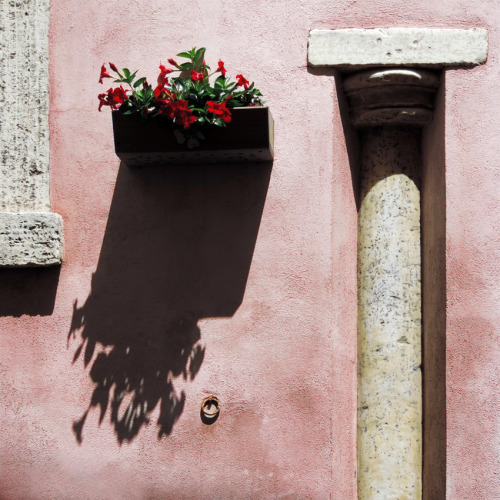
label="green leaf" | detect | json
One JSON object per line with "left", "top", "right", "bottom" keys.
{"left": 214, "top": 76, "right": 224, "bottom": 89}
{"left": 193, "top": 48, "right": 206, "bottom": 71}
{"left": 178, "top": 62, "right": 193, "bottom": 71}
{"left": 122, "top": 68, "right": 131, "bottom": 78}
{"left": 177, "top": 51, "right": 192, "bottom": 59}
{"left": 134, "top": 77, "right": 147, "bottom": 88}
{"left": 193, "top": 47, "right": 206, "bottom": 63}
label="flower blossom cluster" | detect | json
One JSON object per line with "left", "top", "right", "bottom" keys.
{"left": 98, "top": 47, "right": 264, "bottom": 146}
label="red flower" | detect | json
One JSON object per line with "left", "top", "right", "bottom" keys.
{"left": 154, "top": 85, "right": 164, "bottom": 99}
{"left": 97, "top": 86, "right": 128, "bottom": 111}
{"left": 175, "top": 100, "right": 189, "bottom": 111}
{"left": 112, "top": 86, "right": 128, "bottom": 106}
{"left": 99, "top": 64, "right": 112, "bottom": 84}
{"left": 109, "top": 62, "right": 118, "bottom": 73}
{"left": 190, "top": 70, "right": 204, "bottom": 82}
{"left": 156, "top": 65, "right": 170, "bottom": 87}
{"left": 157, "top": 98, "right": 177, "bottom": 120}
{"left": 154, "top": 64, "right": 173, "bottom": 99}
{"left": 159, "top": 64, "right": 172, "bottom": 79}
{"left": 171, "top": 99, "right": 196, "bottom": 129}
{"left": 98, "top": 92, "right": 107, "bottom": 111}
{"left": 168, "top": 58, "right": 178, "bottom": 67}
{"left": 236, "top": 74, "right": 249, "bottom": 90}
{"left": 176, "top": 108, "right": 196, "bottom": 129}
{"left": 157, "top": 98, "right": 196, "bottom": 129}
{"left": 156, "top": 89, "right": 176, "bottom": 102}
{"left": 216, "top": 60, "right": 227, "bottom": 76}
{"left": 207, "top": 100, "right": 231, "bottom": 124}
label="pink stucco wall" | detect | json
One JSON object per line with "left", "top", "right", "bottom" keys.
{"left": 445, "top": 63, "right": 500, "bottom": 497}
{"left": 0, "top": 0, "right": 499, "bottom": 498}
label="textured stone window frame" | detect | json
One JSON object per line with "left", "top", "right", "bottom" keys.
{"left": 0, "top": 0, "right": 63, "bottom": 267}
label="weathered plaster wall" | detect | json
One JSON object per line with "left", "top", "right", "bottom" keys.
{"left": 444, "top": 54, "right": 500, "bottom": 499}
{"left": 0, "top": 0, "right": 498, "bottom": 498}
{"left": 3, "top": 1, "right": 357, "bottom": 498}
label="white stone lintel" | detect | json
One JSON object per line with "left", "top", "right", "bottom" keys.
{"left": 308, "top": 28, "right": 488, "bottom": 69}
{"left": 0, "top": 212, "right": 63, "bottom": 267}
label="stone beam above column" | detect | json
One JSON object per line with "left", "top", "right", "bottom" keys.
{"left": 308, "top": 28, "right": 488, "bottom": 70}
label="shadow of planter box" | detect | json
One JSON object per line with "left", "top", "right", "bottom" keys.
{"left": 112, "top": 107, "right": 274, "bottom": 167}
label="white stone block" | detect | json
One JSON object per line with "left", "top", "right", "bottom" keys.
{"left": 0, "top": 213, "right": 63, "bottom": 267}
{"left": 308, "top": 28, "right": 488, "bottom": 69}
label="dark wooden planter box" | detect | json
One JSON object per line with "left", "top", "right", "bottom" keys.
{"left": 112, "top": 107, "right": 274, "bottom": 167}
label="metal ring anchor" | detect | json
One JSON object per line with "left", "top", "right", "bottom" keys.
{"left": 201, "top": 395, "right": 220, "bottom": 423}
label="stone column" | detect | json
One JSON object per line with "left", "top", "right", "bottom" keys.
{"left": 308, "top": 27, "right": 488, "bottom": 499}
{"left": 345, "top": 69, "right": 439, "bottom": 499}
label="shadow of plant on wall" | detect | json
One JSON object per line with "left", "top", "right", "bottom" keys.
{"left": 69, "top": 309, "right": 203, "bottom": 443}
{"left": 68, "top": 161, "right": 271, "bottom": 444}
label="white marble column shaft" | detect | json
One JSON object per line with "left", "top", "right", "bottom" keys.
{"left": 357, "top": 127, "right": 422, "bottom": 499}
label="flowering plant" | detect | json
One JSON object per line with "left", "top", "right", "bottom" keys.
{"left": 98, "top": 47, "right": 264, "bottom": 148}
